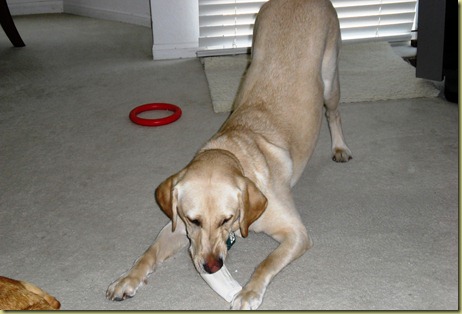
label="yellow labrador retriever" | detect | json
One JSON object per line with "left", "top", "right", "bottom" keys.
{"left": 107, "top": 0, "right": 351, "bottom": 309}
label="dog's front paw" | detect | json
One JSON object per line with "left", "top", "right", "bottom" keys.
{"left": 332, "top": 147, "right": 352, "bottom": 163}
{"left": 231, "top": 289, "right": 263, "bottom": 310}
{"left": 106, "top": 275, "right": 143, "bottom": 301}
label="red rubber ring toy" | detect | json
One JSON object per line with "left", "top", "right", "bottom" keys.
{"left": 129, "top": 103, "right": 182, "bottom": 126}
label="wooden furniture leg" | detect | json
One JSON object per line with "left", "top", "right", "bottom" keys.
{"left": 0, "top": 0, "right": 25, "bottom": 47}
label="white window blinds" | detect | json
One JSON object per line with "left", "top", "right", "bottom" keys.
{"left": 334, "top": 0, "right": 417, "bottom": 42}
{"left": 198, "top": 0, "right": 417, "bottom": 56}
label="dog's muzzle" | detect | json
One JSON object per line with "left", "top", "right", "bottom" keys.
{"left": 203, "top": 256, "right": 223, "bottom": 274}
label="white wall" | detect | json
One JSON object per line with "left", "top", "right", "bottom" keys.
{"left": 7, "top": 0, "right": 197, "bottom": 60}
{"left": 64, "top": 0, "right": 151, "bottom": 27}
{"left": 150, "top": 0, "right": 199, "bottom": 60}
{"left": 7, "top": 0, "right": 63, "bottom": 15}
{"left": 8, "top": 0, "right": 150, "bottom": 27}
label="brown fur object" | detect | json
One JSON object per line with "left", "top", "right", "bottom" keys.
{"left": 0, "top": 276, "right": 60, "bottom": 310}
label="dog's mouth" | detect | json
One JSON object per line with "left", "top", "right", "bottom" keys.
{"left": 189, "top": 232, "right": 235, "bottom": 274}
{"left": 192, "top": 251, "right": 226, "bottom": 274}
{"left": 191, "top": 248, "right": 227, "bottom": 274}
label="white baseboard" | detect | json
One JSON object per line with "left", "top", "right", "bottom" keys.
{"left": 63, "top": 3, "right": 151, "bottom": 27}
{"left": 8, "top": 0, "right": 63, "bottom": 15}
{"left": 152, "top": 43, "right": 198, "bottom": 60}
{"left": 7, "top": 0, "right": 151, "bottom": 27}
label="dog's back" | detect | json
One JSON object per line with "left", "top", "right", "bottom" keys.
{"left": 223, "top": 0, "right": 341, "bottom": 182}
{"left": 251, "top": 0, "right": 340, "bottom": 74}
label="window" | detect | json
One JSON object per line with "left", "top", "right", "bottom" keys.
{"left": 198, "top": 0, "right": 417, "bottom": 56}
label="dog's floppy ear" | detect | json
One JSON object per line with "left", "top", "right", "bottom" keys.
{"left": 239, "top": 177, "right": 268, "bottom": 238}
{"left": 155, "top": 172, "right": 183, "bottom": 232}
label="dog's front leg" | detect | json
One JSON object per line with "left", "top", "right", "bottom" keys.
{"left": 106, "top": 221, "right": 188, "bottom": 301}
{"left": 231, "top": 223, "right": 312, "bottom": 310}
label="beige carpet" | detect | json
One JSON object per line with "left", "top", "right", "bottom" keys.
{"left": 202, "top": 42, "right": 440, "bottom": 113}
{"left": 1, "top": 14, "right": 458, "bottom": 310}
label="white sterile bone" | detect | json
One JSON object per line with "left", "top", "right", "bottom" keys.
{"left": 200, "top": 265, "right": 242, "bottom": 302}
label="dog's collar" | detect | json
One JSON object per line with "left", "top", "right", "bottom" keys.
{"left": 226, "top": 231, "right": 236, "bottom": 250}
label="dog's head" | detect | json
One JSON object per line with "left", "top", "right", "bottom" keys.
{"left": 155, "top": 150, "right": 267, "bottom": 274}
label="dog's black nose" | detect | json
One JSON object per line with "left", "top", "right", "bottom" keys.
{"left": 203, "top": 257, "right": 223, "bottom": 274}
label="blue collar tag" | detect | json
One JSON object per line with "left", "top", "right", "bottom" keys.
{"left": 226, "top": 231, "right": 236, "bottom": 250}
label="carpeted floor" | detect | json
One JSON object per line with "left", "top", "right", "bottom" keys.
{"left": 0, "top": 14, "right": 458, "bottom": 310}
{"left": 202, "top": 42, "right": 440, "bottom": 113}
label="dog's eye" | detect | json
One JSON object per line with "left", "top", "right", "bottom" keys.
{"left": 189, "top": 218, "right": 201, "bottom": 227}
{"left": 221, "top": 216, "right": 233, "bottom": 226}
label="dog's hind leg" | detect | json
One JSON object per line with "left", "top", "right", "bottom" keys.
{"left": 322, "top": 42, "right": 352, "bottom": 163}
{"left": 106, "top": 221, "right": 188, "bottom": 301}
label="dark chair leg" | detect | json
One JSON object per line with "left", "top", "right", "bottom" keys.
{"left": 0, "top": 0, "right": 25, "bottom": 47}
